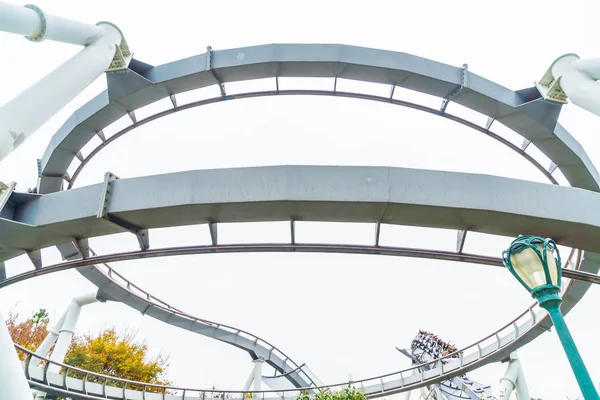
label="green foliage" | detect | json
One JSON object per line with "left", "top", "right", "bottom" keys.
{"left": 0, "top": 181, "right": 7, "bottom": 195}
{"left": 30, "top": 308, "right": 50, "bottom": 325}
{"left": 297, "top": 384, "right": 367, "bottom": 400}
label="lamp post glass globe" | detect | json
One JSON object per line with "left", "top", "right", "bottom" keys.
{"left": 502, "top": 235, "right": 561, "bottom": 297}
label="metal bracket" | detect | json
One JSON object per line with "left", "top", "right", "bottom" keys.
{"left": 375, "top": 222, "right": 381, "bottom": 247}
{"left": 128, "top": 110, "right": 137, "bottom": 124}
{"left": 24, "top": 5, "right": 48, "bottom": 42}
{"left": 521, "top": 139, "right": 532, "bottom": 151}
{"left": 548, "top": 162, "right": 558, "bottom": 174}
{"left": 74, "top": 238, "right": 90, "bottom": 259}
{"left": 97, "top": 172, "right": 149, "bottom": 251}
{"left": 27, "top": 250, "right": 43, "bottom": 270}
{"left": 96, "top": 130, "right": 106, "bottom": 142}
{"left": 440, "top": 63, "right": 468, "bottom": 113}
{"left": 0, "top": 262, "right": 5, "bottom": 281}
{"left": 389, "top": 84, "right": 396, "bottom": 100}
{"left": 57, "top": 239, "right": 90, "bottom": 260}
{"left": 456, "top": 228, "right": 468, "bottom": 253}
{"left": 535, "top": 68, "right": 568, "bottom": 103}
{"left": 206, "top": 46, "right": 226, "bottom": 96}
{"left": 9, "top": 130, "right": 25, "bottom": 149}
{"left": 290, "top": 220, "right": 296, "bottom": 244}
{"left": 485, "top": 117, "right": 495, "bottom": 130}
{"left": 169, "top": 94, "right": 178, "bottom": 108}
{"left": 103, "top": 24, "right": 132, "bottom": 72}
{"left": 208, "top": 221, "right": 218, "bottom": 246}
{"left": 97, "top": 172, "right": 119, "bottom": 219}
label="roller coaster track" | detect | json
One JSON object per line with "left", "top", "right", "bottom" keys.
{"left": 2, "top": 43, "right": 600, "bottom": 399}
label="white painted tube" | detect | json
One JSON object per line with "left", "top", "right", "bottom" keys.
{"left": 33, "top": 308, "right": 67, "bottom": 366}
{"left": 549, "top": 54, "right": 600, "bottom": 118}
{"left": 242, "top": 368, "right": 255, "bottom": 391}
{"left": 252, "top": 359, "right": 264, "bottom": 392}
{"left": 48, "top": 293, "right": 97, "bottom": 373}
{"left": 0, "top": 2, "right": 105, "bottom": 45}
{"left": 0, "top": 22, "right": 122, "bottom": 163}
{"left": 498, "top": 352, "right": 530, "bottom": 400}
{"left": 0, "top": 309, "right": 34, "bottom": 399}
{"left": 498, "top": 361, "right": 517, "bottom": 399}
{"left": 514, "top": 359, "right": 530, "bottom": 400}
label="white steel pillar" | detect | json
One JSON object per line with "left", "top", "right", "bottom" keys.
{"left": 48, "top": 293, "right": 97, "bottom": 373}
{"left": 33, "top": 309, "right": 67, "bottom": 366}
{"left": 0, "top": 2, "right": 106, "bottom": 45}
{"left": 0, "top": 21, "right": 122, "bottom": 162}
{"left": 0, "top": 3, "right": 130, "bottom": 163}
{"left": 242, "top": 369, "right": 255, "bottom": 391}
{"left": 0, "top": 308, "right": 34, "bottom": 399}
{"left": 252, "top": 359, "right": 264, "bottom": 392}
{"left": 498, "top": 352, "right": 530, "bottom": 399}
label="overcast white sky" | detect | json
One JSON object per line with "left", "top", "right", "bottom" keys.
{"left": 1, "top": 0, "right": 600, "bottom": 398}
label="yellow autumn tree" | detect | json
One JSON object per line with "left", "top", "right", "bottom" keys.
{"left": 64, "top": 328, "right": 171, "bottom": 389}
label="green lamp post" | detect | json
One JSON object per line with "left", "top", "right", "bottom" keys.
{"left": 503, "top": 235, "right": 599, "bottom": 400}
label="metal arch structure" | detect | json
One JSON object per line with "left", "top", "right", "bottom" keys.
{"left": 35, "top": 44, "right": 600, "bottom": 195}
{"left": 64, "top": 88, "right": 561, "bottom": 191}
{"left": 0, "top": 40, "right": 600, "bottom": 400}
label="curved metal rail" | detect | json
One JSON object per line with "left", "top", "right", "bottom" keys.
{"left": 9, "top": 247, "right": 594, "bottom": 400}
{"left": 2, "top": 243, "right": 598, "bottom": 289}
{"left": 8, "top": 294, "right": 555, "bottom": 399}
{"left": 83, "top": 250, "right": 318, "bottom": 388}
{"left": 65, "top": 89, "right": 558, "bottom": 190}
{"left": 36, "top": 44, "right": 600, "bottom": 196}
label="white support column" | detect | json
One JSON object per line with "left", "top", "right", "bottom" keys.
{"left": 0, "top": 4, "right": 130, "bottom": 163}
{"left": 48, "top": 293, "right": 97, "bottom": 373}
{"left": 0, "top": 308, "right": 34, "bottom": 399}
{"left": 242, "top": 368, "right": 255, "bottom": 391}
{"left": 33, "top": 309, "right": 67, "bottom": 366}
{"left": 0, "top": 2, "right": 106, "bottom": 45}
{"left": 253, "top": 359, "right": 264, "bottom": 392}
{"left": 498, "top": 352, "right": 530, "bottom": 399}
{"left": 513, "top": 357, "right": 530, "bottom": 400}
